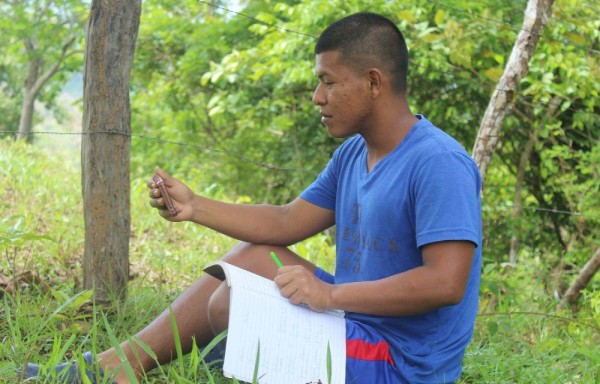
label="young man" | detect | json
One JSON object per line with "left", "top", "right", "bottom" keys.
{"left": 23, "top": 12, "right": 481, "bottom": 384}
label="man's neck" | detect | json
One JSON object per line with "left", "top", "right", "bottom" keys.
{"left": 363, "top": 99, "right": 418, "bottom": 172}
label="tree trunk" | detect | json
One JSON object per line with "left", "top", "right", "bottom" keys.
{"left": 472, "top": 0, "right": 554, "bottom": 185}
{"left": 16, "top": 49, "right": 41, "bottom": 142}
{"left": 16, "top": 89, "right": 36, "bottom": 142}
{"left": 81, "top": 0, "right": 141, "bottom": 302}
{"left": 559, "top": 249, "right": 600, "bottom": 312}
{"left": 16, "top": 36, "right": 76, "bottom": 142}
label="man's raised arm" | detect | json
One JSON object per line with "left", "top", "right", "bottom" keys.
{"left": 148, "top": 168, "right": 335, "bottom": 246}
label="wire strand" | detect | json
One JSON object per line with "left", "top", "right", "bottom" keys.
{"left": 197, "top": 0, "right": 317, "bottom": 38}
{"left": 3, "top": 129, "right": 596, "bottom": 218}
{"left": 0, "top": 130, "right": 293, "bottom": 171}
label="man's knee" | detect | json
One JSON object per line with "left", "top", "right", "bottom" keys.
{"left": 222, "top": 242, "right": 271, "bottom": 263}
{"left": 220, "top": 242, "right": 314, "bottom": 279}
{"left": 221, "top": 242, "right": 282, "bottom": 277}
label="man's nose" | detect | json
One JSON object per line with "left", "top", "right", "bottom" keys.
{"left": 312, "top": 83, "right": 325, "bottom": 105}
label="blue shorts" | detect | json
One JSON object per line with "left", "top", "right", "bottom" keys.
{"left": 315, "top": 268, "right": 406, "bottom": 384}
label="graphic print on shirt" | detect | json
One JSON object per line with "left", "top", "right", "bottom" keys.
{"left": 344, "top": 202, "right": 363, "bottom": 273}
{"left": 352, "top": 202, "right": 360, "bottom": 225}
{"left": 339, "top": 198, "right": 404, "bottom": 276}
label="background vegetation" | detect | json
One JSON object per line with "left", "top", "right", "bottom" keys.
{"left": 1, "top": 0, "right": 598, "bottom": 382}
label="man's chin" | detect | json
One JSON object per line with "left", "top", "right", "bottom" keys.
{"left": 325, "top": 125, "right": 347, "bottom": 139}
{"left": 328, "top": 129, "right": 352, "bottom": 139}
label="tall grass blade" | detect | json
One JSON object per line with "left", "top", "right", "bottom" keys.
{"left": 130, "top": 336, "right": 158, "bottom": 361}
{"left": 56, "top": 334, "right": 77, "bottom": 364}
{"left": 200, "top": 358, "right": 216, "bottom": 384}
{"left": 197, "top": 331, "right": 228, "bottom": 384}
{"left": 199, "top": 329, "right": 227, "bottom": 362}
{"left": 102, "top": 314, "right": 138, "bottom": 383}
{"left": 130, "top": 336, "right": 159, "bottom": 383}
{"left": 327, "top": 341, "right": 332, "bottom": 384}
{"left": 3, "top": 295, "right": 23, "bottom": 355}
{"left": 36, "top": 290, "right": 90, "bottom": 333}
{"left": 76, "top": 353, "right": 92, "bottom": 384}
{"left": 252, "top": 340, "right": 260, "bottom": 384}
{"left": 168, "top": 305, "right": 185, "bottom": 377}
{"left": 188, "top": 340, "right": 200, "bottom": 383}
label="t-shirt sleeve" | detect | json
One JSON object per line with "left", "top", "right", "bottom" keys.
{"left": 300, "top": 154, "right": 339, "bottom": 211}
{"left": 413, "top": 151, "right": 482, "bottom": 249}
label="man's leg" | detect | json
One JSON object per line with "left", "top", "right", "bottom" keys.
{"left": 98, "top": 242, "right": 315, "bottom": 383}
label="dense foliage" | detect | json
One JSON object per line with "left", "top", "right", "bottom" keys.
{"left": 1, "top": 139, "right": 598, "bottom": 382}
{"left": 0, "top": 0, "right": 598, "bottom": 382}
{"left": 127, "top": 0, "right": 599, "bottom": 295}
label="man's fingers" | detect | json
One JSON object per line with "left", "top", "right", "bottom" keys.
{"left": 288, "top": 291, "right": 304, "bottom": 305}
{"left": 280, "top": 284, "right": 299, "bottom": 299}
{"left": 149, "top": 196, "right": 167, "bottom": 209}
{"left": 146, "top": 179, "right": 154, "bottom": 189}
{"left": 149, "top": 188, "right": 161, "bottom": 199}
{"left": 149, "top": 198, "right": 172, "bottom": 217}
{"left": 158, "top": 207, "right": 172, "bottom": 218}
{"left": 155, "top": 167, "right": 174, "bottom": 183}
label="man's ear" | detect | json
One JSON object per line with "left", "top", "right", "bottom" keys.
{"left": 367, "top": 68, "right": 383, "bottom": 97}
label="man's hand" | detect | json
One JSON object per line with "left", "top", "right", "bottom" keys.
{"left": 274, "top": 265, "right": 334, "bottom": 312}
{"left": 147, "top": 168, "right": 195, "bottom": 221}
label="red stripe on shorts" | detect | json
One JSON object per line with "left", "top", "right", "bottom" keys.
{"left": 346, "top": 339, "right": 395, "bottom": 366}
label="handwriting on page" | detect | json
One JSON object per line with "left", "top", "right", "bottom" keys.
{"left": 225, "top": 288, "right": 345, "bottom": 383}
{"left": 218, "top": 263, "right": 346, "bottom": 384}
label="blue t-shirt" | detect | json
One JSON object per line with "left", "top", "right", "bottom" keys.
{"left": 300, "top": 115, "right": 482, "bottom": 383}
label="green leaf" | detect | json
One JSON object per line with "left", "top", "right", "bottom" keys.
{"left": 421, "top": 33, "right": 441, "bottom": 43}
{"left": 397, "top": 10, "right": 416, "bottom": 24}
{"left": 434, "top": 9, "right": 445, "bottom": 25}
{"left": 64, "top": 289, "right": 93, "bottom": 312}
{"left": 564, "top": 32, "right": 586, "bottom": 46}
{"left": 488, "top": 321, "right": 499, "bottom": 336}
{"left": 484, "top": 67, "right": 504, "bottom": 82}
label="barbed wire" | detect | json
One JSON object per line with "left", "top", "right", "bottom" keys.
{"left": 0, "top": 130, "right": 293, "bottom": 171}
{"left": 197, "top": 0, "right": 317, "bottom": 38}
{"left": 2, "top": 129, "right": 597, "bottom": 219}
{"left": 484, "top": 203, "right": 585, "bottom": 217}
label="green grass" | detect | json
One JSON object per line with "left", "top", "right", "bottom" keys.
{"left": 1, "top": 139, "right": 598, "bottom": 383}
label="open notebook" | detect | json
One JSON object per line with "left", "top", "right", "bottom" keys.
{"left": 204, "top": 261, "right": 346, "bottom": 384}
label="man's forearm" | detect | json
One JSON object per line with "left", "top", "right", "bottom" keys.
{"left": 328, "top": 267, "right": 462, "bottom": 316}
{"left": 328, "top": 242, "right": 474, "bottom": 316}
{"left": 189, "top": 195, "right": 297, "bottom": 245}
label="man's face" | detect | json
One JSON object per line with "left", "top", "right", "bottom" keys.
{"left": 312, "top": 50, "right": 373, "bottom": 138}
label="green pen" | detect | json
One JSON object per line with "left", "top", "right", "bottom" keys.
{"left": 270, "top": 251, "right": 283, "bottom": 268}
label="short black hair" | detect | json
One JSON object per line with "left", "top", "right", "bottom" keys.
{"left": 315, "top": 12, "right": 409, "bottom": 93}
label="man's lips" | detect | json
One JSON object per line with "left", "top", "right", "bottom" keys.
{"left": 320, "top": 112, "right": 332, "bottom": 123}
